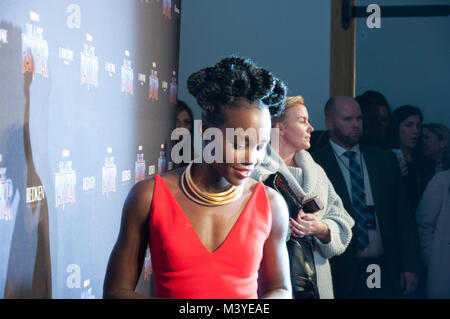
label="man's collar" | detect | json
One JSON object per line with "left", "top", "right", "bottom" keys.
{"left": 329, "top": 138, "right": 360, "bottom": 157}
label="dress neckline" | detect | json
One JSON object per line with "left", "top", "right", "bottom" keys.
{"left": 155, "top": 175, "right": 263, "bottom": 254}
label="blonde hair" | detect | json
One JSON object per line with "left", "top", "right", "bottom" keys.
{"left": 272, "top": 95, "right": 305, "bottom": 127}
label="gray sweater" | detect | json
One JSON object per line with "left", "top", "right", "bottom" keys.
{"left": 251, "top": 146, "right": 354, "bottom": 299}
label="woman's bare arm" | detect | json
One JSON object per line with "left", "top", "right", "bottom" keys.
{"left": 258, "top": 187, "right": 292, "bottom": 299}
{"left": 103, "top": 179, "right": 155, "bottom": 299}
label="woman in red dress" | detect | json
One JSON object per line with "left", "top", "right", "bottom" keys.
{"left": 103, "top": 56, "right": 291, "bottom": 299}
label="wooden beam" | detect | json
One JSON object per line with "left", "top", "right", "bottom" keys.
{"left": 330, "top": 0, "right": 356, "bottom": 97}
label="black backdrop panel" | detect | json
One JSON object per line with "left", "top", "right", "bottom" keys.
{"left": 0, "top": 0, "right": 181, "bottom": 298}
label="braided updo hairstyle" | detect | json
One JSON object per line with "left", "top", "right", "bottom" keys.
{"left": 187, "top": 56, "right": 287, "bottom": 126}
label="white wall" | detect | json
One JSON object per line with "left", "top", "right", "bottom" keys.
{"left": 356, "top": 0, "right": 450, "bottom": 127}
{"left": 178, "top": 0, "right": 331, "bottom": 131}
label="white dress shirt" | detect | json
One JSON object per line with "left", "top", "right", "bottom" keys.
{"left": 329, "top": 139, "right": 384, "bottom": 258}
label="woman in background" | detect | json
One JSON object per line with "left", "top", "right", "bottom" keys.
{"left": 416, "top": 169, "right": 450, "bottom": 298}
{"left": 387, "top": 105, "right": 433, "bottom": 298}
{"left": 387, "top": 105, "right": 433, "bottom": 211}
{"left": 421, "top": 123, "right": 450, "bottom": 173}
{"left": 175, "top": 100, "right": 194, "bottom": 134}
{"left": 252, "top": 95, "right": 354, "bottom": 299}
{"left": 171, "top": 100, "right": 195, "bottom": 169}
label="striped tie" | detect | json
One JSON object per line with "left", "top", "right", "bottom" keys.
{"left": 343, "top": 151, "right": 369, "bottom": 250}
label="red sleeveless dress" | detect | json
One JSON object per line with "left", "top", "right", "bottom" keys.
{"left": 149, "top": 175, "right": 272, "bottom": 299}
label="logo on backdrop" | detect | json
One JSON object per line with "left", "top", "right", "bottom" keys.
{"left": 158, "top": 144, "right": 166, "bottom": 175}
{"left": 121, "top": 51, "right": 134, "bottom": 95}
{"left": 121, "top": 169, "right": 131, "bottom": 183}
{"left": 26, "top": 185, "right": 45, "bottom": 205}
{"left": 138, "top": 72, "right": 146, "bottom": 87}
{"left": 162, "top": 80, "right": 168, "bottom": 93}
{"left": 162, "top": 0, "right": 172, "bottom": 19}
{"left": 144, "top": 246, "right": 152, "bottom": 280}
{"left": 82, "top": 176, "right": 95, "bottom": 192}
{"left": 135, "top": 145, "right": 146, "bottom": 184}
{"left": 22, "top": 13, "right": 49, "bottom": 78}
{"left": 148, "top": 164, "right": 156, "bottom": 176}
{"left": 55, "top": 149, "right": 77, "bottom": 210}
{"left": 81, "top": 34, "right": 99, "bottom": 89}
{"left": 102, "top": 147, "right": 117, "bottom": 197}
{"left": 149, "top": 61, "right": 159, "bottom": 102}
{"left": 105, "top": 62, "right": 116, "bottom": 77}
{"left": 0, "top": 167, "right": 13, "bottom": 221}
{"left": 0, "top": 28, "right": 8, "bottom": 47}
{"left": 59, "top": 47, "right": 74, "bottom": 66}
{"left": 169, "top": 70, "right": 178, "bottom": 104}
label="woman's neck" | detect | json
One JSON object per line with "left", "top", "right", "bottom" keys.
{"left": 190, "top": 162, "right": 231, "bottom": 193}
{"left": 401, "top": 146, "right": 414, "bottom": 163}
{"left": 434, "top": 154, "right": 443, "bottom": 172}
{"left": 278, "top": 144, "right": 298, "bottom": 167}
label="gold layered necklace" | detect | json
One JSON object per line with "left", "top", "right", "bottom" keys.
{"left": 181, "top": 162, "right": 242, "bottom": 206}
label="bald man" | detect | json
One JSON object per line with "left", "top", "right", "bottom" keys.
{"left": 312, "top": 96, "right": 422, "bottom": 299}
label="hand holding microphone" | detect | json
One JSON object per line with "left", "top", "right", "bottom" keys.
{"left": 289, "top": 196, "right": 330, "bottom": 243}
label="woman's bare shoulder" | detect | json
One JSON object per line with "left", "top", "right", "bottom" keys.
{"left": 159, "top": 168, "right": 184, "bottom": 187}
{"left": 257, "top": 182, "right": 290, "bottom": 239}
{"left": 254, "top": 182, "right": 289, "bottom": 224}
{"left": 122, "top": 177, "right": 156, "bottom": 222}
{"left": 130, "top": 168, "right": 183, "bottom": 200}
{"left": 263, "top": 186, "right": 287, "bottom": 211}
{"left": 131, "top": 176, "right": 155, "bottom": 200}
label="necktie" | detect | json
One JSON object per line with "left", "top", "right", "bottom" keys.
{"left": 343, "top": 151, "right": 369, "bottom": 250}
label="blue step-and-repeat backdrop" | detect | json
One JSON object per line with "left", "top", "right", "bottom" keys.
{"left": 0, "top": 0, "right": 181, "bottom": 298}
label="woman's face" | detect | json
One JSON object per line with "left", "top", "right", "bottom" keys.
{"left": 422, "top": 127, "right": 444, "bottom": 160}
{"left": 398, "top": 115, "right": 422, "bottom": 149}
{"left": 208, "top": 100, "right": 271, "bottom": 186}
{"left": 176, "top": 110, "right": 192, "bottom": 132}
{"left": 279, "top": 104, "right": 314, "bottom": 151}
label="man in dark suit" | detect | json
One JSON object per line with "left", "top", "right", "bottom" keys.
{"left": 311, "top": 96, "right": 422, "bottom": 298}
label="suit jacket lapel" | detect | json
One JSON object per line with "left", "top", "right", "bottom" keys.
{"left": 321, "top": 142, "right": 353, "bottom": 214}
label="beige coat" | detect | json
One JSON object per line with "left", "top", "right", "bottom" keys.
{"left": 252, "top": 147, "right": 354, "bottom": 299}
